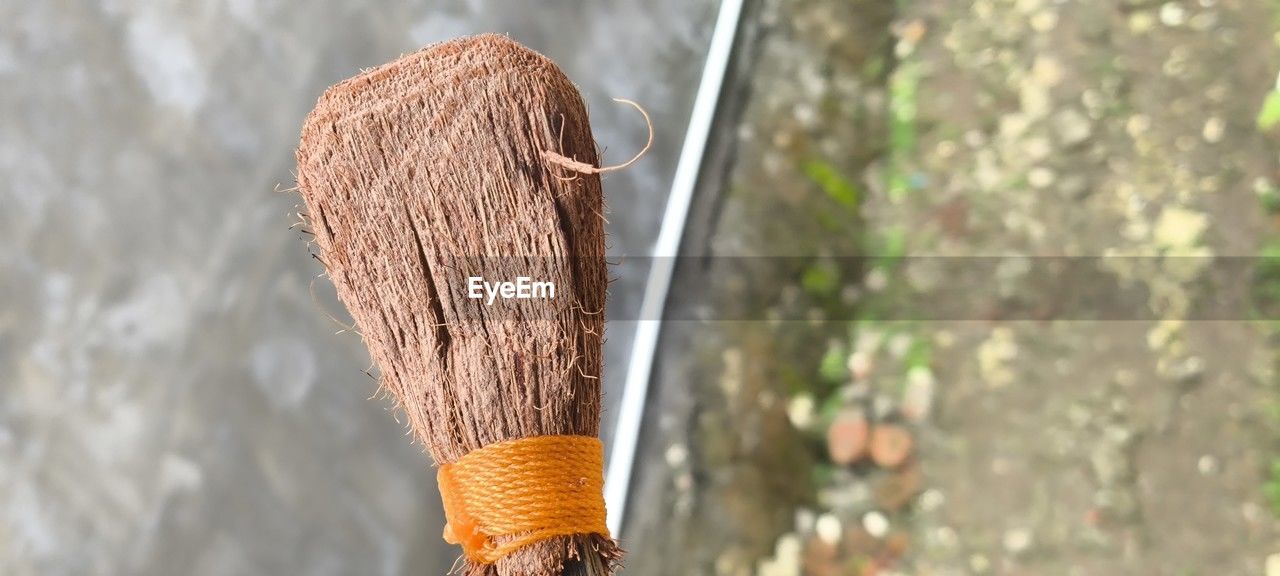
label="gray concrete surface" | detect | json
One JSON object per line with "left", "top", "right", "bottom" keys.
{"left": 0, "top": 1, "right": 716, "bottom": 574}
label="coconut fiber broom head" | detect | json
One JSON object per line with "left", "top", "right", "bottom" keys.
{"left": 295, "top": 35, "right": 621, "bottom": 576}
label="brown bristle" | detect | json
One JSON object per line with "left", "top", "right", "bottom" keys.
{"left": 295, "top": 34, "right": 619, "bottom": 576}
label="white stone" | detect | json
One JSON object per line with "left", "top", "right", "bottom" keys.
{"left": 1203, "top": 117, "right": 1225, "bottom": 143}
{"left": 1000, "top": 113, "right": 1032, "bottom": 140}
{"left": 1126, "top": 114, "right": 1152, "bottom": 138}
{"left": 848, "top": 350, "right": 874, "bottom": 381}
{"left": 795, "top": 508, "right": 816, "bottom": 533}
{"left": 970, "top": 554, "right": 991, "bottom": 573}
{"left": 1020, "top": 81, "right": 1051, "bottom": 118}
{"left": 979, "top": 328, "right": 1019, "bottom": 388}
{"left": 932, "top": 526, "right": 958, "bottom": 548}
{"left": 1160, "top": 2, "right": 1188, "bottom": 26}
{"left": 1029, "top": 167, "right": 1056, "bottom": 189}
{"left": 1003, "top": 528, "right": 1034, "bottom": 554}
{"left": 865, "top": 268, "right": 889, "bottom": 292}
{"left": 1154, "top": 206, "right": 1208, "bottom": 250}
{"left": 1025, "top": 137, "right": 1052, "bottom": 160}
{"left": 1055, "top": 108, "right": 1093, "bottom": 145}
{"left": 919, "top": 489, "right": 946, "bottom": 512}
{"left": 1130, "top": 12, "right": 1155, "bottom": 33}
{"left": 758, "top": 533, "right": 803, "bottom": 576}
{"left": 1031, "top": 56, "right": 1064, "bottom": 87}
{"left": 787, "top": 394, "right": 815, "bottom": 429}
{"left": 664, "top": 443, "right": 688, "bottom": 467}
{"left": 903, "top": 366, "right": 936, "bottom": 423}
{"left": 815, "top": 513, "right": 843, "bottom": 545}
{"left": 1031, "top": 11, "right": 1058, "bottom": 32}
{"left": 862, "top": 511, "right": 890, "bottom": 538}
{"left": 1197, "top": 454, "right": 1219, "bottom": 475}
{"left": 1266, "top": 553, "right": 1280, "bottom": 576}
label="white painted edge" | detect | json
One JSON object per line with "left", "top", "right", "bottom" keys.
{"left": 604, "top": 0, "right": 746, "bottom": 538}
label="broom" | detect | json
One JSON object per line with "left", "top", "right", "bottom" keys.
{"left": 294, "top": 34, "right": 638, "bottom": 576}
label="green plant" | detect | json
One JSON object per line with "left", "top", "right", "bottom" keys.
{"left": 818, "top": 340, "right": 850, "bottom": 384}
{"left": 1258, "top": 180, "right": 1280, "bottom": 215}
{"left": 804, "top": 159, "right": 861, "bottom": 209}
{"left": 904, "top": 334, "right": 933, "bottom": 370}
{"left": 1265, "top": 460, "right": 1280, "bottom": 514}
{"left": 870, "top": 226, "right": 908, "bottom": 272}
{"left": 1253, "top": 240, "right": 1280, "bottom": 320}
{"left": 802, "top": 260, "right": 841, "bottom": 298}
{"left": 1258, "top": 90, "right": 1280, "bottom": 131}
{"left": 887, "top": 62, "right": 920, "bottom": 202}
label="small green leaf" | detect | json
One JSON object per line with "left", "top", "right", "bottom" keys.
{"left": 818, "top": 341, "right": 849, "bottom": 384}
{"left": 803, "top": 160, "right": 860, "bottom": 208}
{"left": 801, "top": 262, "right": 839, "bottom": 296}
{"left": 1258, "top": 90, "right": 1280, "bottom": 130}
{"left": 1258, "top": 182, "right": 1280, "bottom": 214}
{"left": 872, "top": 227, "right": 908, "bottom": 271}
{"left": 904, "top": 337, "right": 933, "bottom": 370}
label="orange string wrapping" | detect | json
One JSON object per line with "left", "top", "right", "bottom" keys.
{"left": 437, "top": 435, "right": 611, "bottom": 565}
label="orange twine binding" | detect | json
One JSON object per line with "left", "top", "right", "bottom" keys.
{"left": 437, "top": 435, "right": 611, "bottom": 564}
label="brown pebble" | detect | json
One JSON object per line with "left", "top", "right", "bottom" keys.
{"left": 827, "top": 409, "right": 869, "bottom": 465}
{"left": 869, "top": 424, "right": 914, "bottom": 469}
{"left": 874, "top": 462, "right": 923, "bottom": 512}
{"left": 882, "top": 531, "right": 911, "bottom": 560}
{"left": 843, "top": 526, "right": 880, "bottom": 557}
{"left": 802, "top": 536, "right": 840, "bottom": 576}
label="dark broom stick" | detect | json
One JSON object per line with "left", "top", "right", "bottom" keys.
{"left": 295, "top": 34, "right": 623, "bottom": 576}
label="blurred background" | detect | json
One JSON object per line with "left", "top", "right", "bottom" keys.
{"left": 6, "top": 0, "right": 1280, "bottom": 575}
